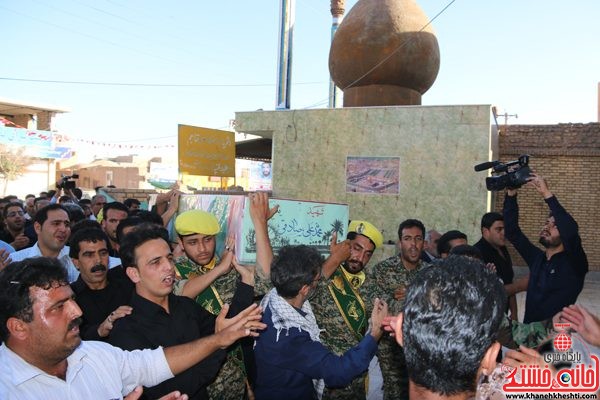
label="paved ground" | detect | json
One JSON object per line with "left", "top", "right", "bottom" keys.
{"left": 514, "top": 267, "right": 600, "bottom": 321}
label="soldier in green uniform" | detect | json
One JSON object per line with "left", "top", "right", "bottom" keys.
{"left": 172, "top": 192, "right": 276, "bottom": 400}
{"left": 311, "top": 220, "right": 384, "bottom": 400}
{"left": 362, "top": 219, "right": 430, "bottom": 400}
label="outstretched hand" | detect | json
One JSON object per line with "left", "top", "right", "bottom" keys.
{"left": 557, "top": 304, "right": 600, "bottom": 347}
{"left": 0, "top": 249, "right": 12, "bottom": 271}
{"left": 369, "top": 298, "right": 389, "bottom": 341}
{"left": 215, "top": 303, "right": 266, "bottom": 347}
{"left": 232, "top": 258, "right": 256, "bottom": 286}
{"left": 328, "top": 232, "right": 351, "bottom": 266}
{"left": 249, "top": 192, "right": 278, "bottom": 224}
{"left": 526, "top": 173, "right": 552, "bottom": 199}
{"left": 503, "top": 345, "right": 549, "bottom": 370}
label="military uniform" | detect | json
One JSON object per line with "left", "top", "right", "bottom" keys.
{"left": 175, "top": 255, "right": 269, "bottom": 400}
{"left": 362, "top": 256, "right": 429, "bottom": 400}
{"left": 312, "top": 266, "right": 370, "bottom": 400}
{"left": 496, "top": 315, "right": 552, "bottom": 350}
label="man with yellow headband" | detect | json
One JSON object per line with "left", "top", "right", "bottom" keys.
{"left": 362, "top": 218, "right": 430, "bottom": 400}
{"left": 311, "top": 220, "right": 384, "bottom": 400}
{"left": 172, "top": 192, "right": 275, "bottom": 400}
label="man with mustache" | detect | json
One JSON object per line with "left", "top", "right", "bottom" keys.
{"left": 69, "top": 227, "right": 134, "bottom": 341}
{"left": 310, "top": 220, "right": 384, "bottom": 399}
{"left": 109, "top": 225, "right": 256, "bottom": 400}
{"left": 503, "top": 173, "right": 588, "bottom": 323}
{"left": 0, "top": 257, "right": 265, "bottom": 399}
{"left": 361, "top": 218, "right": 430, "bottom": 400}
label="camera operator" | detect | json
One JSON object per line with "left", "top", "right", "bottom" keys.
{"left": 503, "top": 173, "right": 588, "bottom": 323}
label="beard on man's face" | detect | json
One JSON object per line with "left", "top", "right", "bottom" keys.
{"left": 343, "top": 259, "right": 364, "bottom": 274}
{"left": 539, "top": 235, "right": 561, "bottom": 249}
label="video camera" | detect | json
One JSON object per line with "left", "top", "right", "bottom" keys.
{"left": 474, "top": 155, "right": 532, "bottom": 191}
{"left": 58, "top": 173, "right": 79, "bottom": 191}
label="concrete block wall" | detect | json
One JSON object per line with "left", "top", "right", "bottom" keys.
{"left": 236, "top": 105, "right": 494, "bottom": 264}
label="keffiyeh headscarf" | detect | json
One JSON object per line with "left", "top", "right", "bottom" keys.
{"left": 260, "top": 288, "right": 325, "bottom": 398}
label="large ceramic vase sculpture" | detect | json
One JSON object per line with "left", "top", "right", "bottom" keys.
{"left": 329, "top": 0, "right": 440, "bottom": 106}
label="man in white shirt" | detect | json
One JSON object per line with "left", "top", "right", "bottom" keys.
{"left": 9, "top": 204, "right": 79, "bottom": 282}
{"left": 0, "top": 257, "right": 265, "bottom": 400}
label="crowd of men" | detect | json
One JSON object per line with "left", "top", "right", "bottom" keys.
{"left": 0, "top": 173, "right": 596, "bottom": 400}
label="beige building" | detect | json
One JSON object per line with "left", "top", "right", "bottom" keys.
{"left": 0, "top": 98, "right": 69, "bottom": 197}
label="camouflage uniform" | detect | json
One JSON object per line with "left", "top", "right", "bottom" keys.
{"left": 174, "top": 256, "right": 270, "bottom": 400}
{"left": 311, "top": 266, "right": 369, "bottom": 400}
{"left": 361, "top": 256, "right": 429, "bottom": 400}
{"left": 496, "top": 315, "right": 552, "bottom": 349}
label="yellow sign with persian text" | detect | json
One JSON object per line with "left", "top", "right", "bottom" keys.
{"left": 178, "top": 124, "right": 235, "bottom": 177}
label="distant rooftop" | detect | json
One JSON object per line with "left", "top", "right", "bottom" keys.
{"left": 0, "top": 97, "right": 69, "bottom": 116}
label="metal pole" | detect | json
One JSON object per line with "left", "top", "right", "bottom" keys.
{"left": 276, "top": 0, "right": 296, "bottom": 110}
{"left": 329, "top": 0, "right": 345, "bottom": 108}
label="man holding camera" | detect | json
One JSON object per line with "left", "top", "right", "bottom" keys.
{"left": 503, "top": 173, "right": 588, "bottom": 323}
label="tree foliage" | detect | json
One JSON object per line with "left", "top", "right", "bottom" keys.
{"left": 0, "top": 144, "right": 29, "bottom": 195}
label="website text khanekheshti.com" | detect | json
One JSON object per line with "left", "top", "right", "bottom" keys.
{"left": 506, "top": 393, "right": 598, "bottom": 399}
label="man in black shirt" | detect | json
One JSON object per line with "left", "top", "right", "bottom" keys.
{"left": 101, "top": 201, "right": 129, "bottom": 257}
{"left": 503, "top": 173, "right": 588, "bottom": 323}
{"left": 474, "top": 212, "right": 518, "bottom": 320}
{"left": 0, "top": 203, "right": 34, "bottom": 250}
{"left": 110, "top": 225, "right": 254, "bottom": 400}
{"left": 69, "top": 228, "right": 133, "bottom": 341}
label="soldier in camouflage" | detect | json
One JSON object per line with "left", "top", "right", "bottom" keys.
{"left": 172, "top": 192, "right": 277, "bottom": 400}
{"left": 311, "top": 220, "right": 384, "bottom": 400}
{"left": 361, "top": 219, "right": 430, "bottom": 400}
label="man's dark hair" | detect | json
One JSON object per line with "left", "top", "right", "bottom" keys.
{"left": 58, "top": 195, "right": 74, "bottom": 204}
{"left": 34, "top": 196, "right": 48, "bottom": 205}
{"left": 0, "top": 257, "right": 68, "bottom": 342}
{"left": 397, "top": 219, "right": 426, "bottom": 239}
{"left": 119, "top": 225, "right": 170, "bottom": 268}
{"left": 69, "top": 228, "right": 110, "bottom": 259}
{"left": 402, "top": 256, "right": 506, "bottom": 395}
{"left": 135, "top": 210, "right": 164, "bottom": 226}
{"left": 116, "top": 216, "right": 144, "bottom": 244}
{"left": 62, "top": 203, "right": 85, "bottom": 225}
{"left": 481, "top": 212, "right": 503, "bottom": 230}
{"left": 78, "top": 198, "right": 92, "bottom": 206}
{"left": 449, "top": 244, "right": 483, "bottom": 261}
{"left": 70, "top": 219, "right": 102, "bottom": 238}
{"left": 25, "top": 194, "right": 35, "bottom": 200}
{"left": 3, "top": 202, "right": 24, "bottom": 218}
{"left": 270, "top": 245, "right": 323, "bottom": 299}
{"left": 437, "top": 230, "right": 468, "bottom": 256}
{"left": 72, "top": 188, "right": 83, "bottom": 200}
{"left": 34, "top": 204, "right": 69, "bottom": 226}
{"left": 124, "top": 198, "right": 141, "bottom": 209}
{"left": 102, "top": 201, "right": 129, "bottom": 217}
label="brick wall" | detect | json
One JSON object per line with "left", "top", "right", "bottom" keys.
{"left": 493, "top": 123, "right": 600, "bottom": 271}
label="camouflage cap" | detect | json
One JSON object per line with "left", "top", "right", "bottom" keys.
{"left": 175, "top": 210, "right": 220, "bottom": 236}
{"left": 348, "top": 220, "right": 384, "bottom": 249}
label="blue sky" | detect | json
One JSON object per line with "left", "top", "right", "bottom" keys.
{"left": 1, "top": 0, "right": 599, "bottom": 148}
